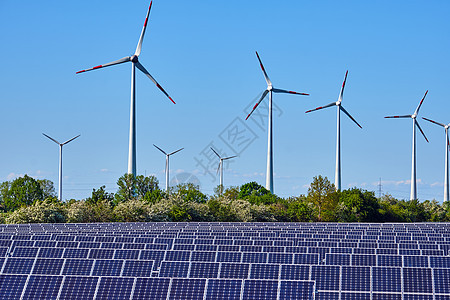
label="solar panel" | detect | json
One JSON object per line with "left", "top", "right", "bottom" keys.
{"left": 278, "top": 280, "right": 314, "bottom": 300}
{"left": 250, "top": 264, "right": 279, "bottom": 280}
{"left": 191, "top": 251, "right": 216, "bottom": 262}
{"left": 280, "top": 265, "right": 309, "bottom": 280}
{"left": 12, "top": 247, "right": 38, "bottom": 258}
{"left": 165, "top": 250, "right": 190, "bottom": 261}
{"left": 372, "top": 266, "right": 401, "bottom": 293}
{"left": 205, "top": 279, "right": 242, "bottom": 300}
{"left": 311, "top": 265, "right": 340, "bottom": 291}
{"left": 95, "top": 277, "right": 134, "bottom": 300}
{"left": 403, "top": 267, "right": 433, "bottom": 294}
{"left": 133, "top": 278, "right": 170, "bottom": 300}
{"left": 169, "top": 278, "right": 206, "bottom": 300}
{"left": 189, "top": 262, "right": 219, "bottom": 278}
{"left": 59, "top": 276, "right": 98, "bottom": 300}
{"left": 0, "top": 274, "right": 27, "bottom": 300}
{"left": 92, "top": 259, "right": 123, "bottom": 276}
{"left": 372, "top": 293, "right": 402, "bottom": 300}
{"left": 159, "top": 261, "right": 189, "bottom": 277}
{"left": 62, "top": 259, "right": 94, "bottom": 275}
{"left": 220, "top": 263, "right": 249, "bottom": 279}
{"left": 122, "top": 260, "right": 154, "bottom": 277}
{"left": 3, "top": 258, "right": 34, "bottom": 274}
{"left": 22, "top": 275, "right": 63, "bottom": 300}
{"left": 32, "top": 258, "right": 64, "bottom": 275}
{"left": 434, "top": 268, "right": 450, "bottom": 294}
{"left": 242, "top": 252, "right": 267, "bottom": 264}
{"left": 404, "top": 255, "right": 429, "bottom": 267}
{"left": 326, "top": 253, "right": 350, "bottom": 265}
{"left": 242, "top": 279, "right": 278, "bottom": 300}
{"left": 403, "top": 294, "right": 433, "bottom": 300}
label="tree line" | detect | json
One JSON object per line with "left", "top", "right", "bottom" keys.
{"left": 0, "top": 174, "right": 449, "bottom": 224}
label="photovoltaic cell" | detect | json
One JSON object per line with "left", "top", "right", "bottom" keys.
{"left": 242, "top": 252, "right": 267, "bottom": 264}
{"left": 122, "top": 260, "right": 153, "bottom": 277}
{"left": 403, "top": 267, "right": 433, "bottom": 293}
{"left": 32, "top": 258, "right": 64, "bottom": 275}
{"left": 96, "top": 277, "right": 134, "bottom": 300}
{"left": 280, "top": 265, "right": 309, "bottom": 280}
{"left": 22, "top": 275, "right": 63, "bottom": 300}
{"left": 279, "top": 280, "right": 314, "bottom": 300}
{"left": 220, "top": 263, "right": 249, "bottom": 279}
{"left": 341, "top": 266, "right": 371, "bottom": 291}
{"left": 434, "top": 268, "right": 450, "bottom": 293}
{"left": 58, "top": 276, "right": 98, "bottom": 300}
{"left": 311, "top": 266, "right": 340, "bottom": 291}
{"left": 340, "top": 292, "right": 371, "bottom": 300}
{"left": 0, "top": 274, "right": 27, "bottom": 300}
{"left": 133, "top": 278, "right": 170, "bottom": 300}
{"left": 62, "top": 259, "right": 94, "bottom": 275}
{"left": 92, "top": 259, "right": 123, "bottom": 276}
{"left": 169, "top": 278, "right": 206, "bottom": 300}
{"left": 205, "top": 279, "right": 242, "bottom": 300}
{"left": 3, "top": 258, "right": 34, "bottom": 274}
{"left": 189, "top": 262, "right": 219, "bottom": 278}
{"left": 63, "top": 248, "right": 89, "bottom": 259}
{"left": 242, "top": 279, "right": 278, "bottom": 300}
{"left": 159, "top": 261, "right": 189, "bottom": 277}
{"left": 372, "top": 293, "right": 402, "bottom": 300}
{"left": 250, "top": 264, "right": 279, "bottom": 279}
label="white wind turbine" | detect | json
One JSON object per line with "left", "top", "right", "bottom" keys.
{"left": 76, "top": 1, "right": 175, "bottom": 176}
{"left": 305, "top": 71, "right": 362, "bottom": 191}
{"left": 385, "top": 90, "right": 429, "bottom": 200}
{"left": 153, "top": 144, "right": 184, "bottom": 193}
{"left": 245, "top": 51, "right": 309, "bottom": 194}
{"left": 422, "top": 117, "right": 449, "bottom": 202}
{"left": 42, "top": 133, "right": 80, "bottom": 201}
{"left": 210, "top": 147, "right": 237, "bottom": 194}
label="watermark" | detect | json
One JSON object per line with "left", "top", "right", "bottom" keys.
{"left": 193, "top": 91, "right": 283, "bottom": 182}
{"left": 170, "top": 172, "right": 201, "bottom": 189}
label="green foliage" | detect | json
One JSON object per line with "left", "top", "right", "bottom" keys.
{"left": 238, "top": 182, "right": 278, "bottom": 205}
{"left": 66, "top": 200, "right": 114, "bottom": 223}
{"left": 114, "top": 199, "right": 151, "bottom": 222}
{"left": 307, "top": 175, "right": 336, "bottom": 221}
{"left": 6, "top": 198, "right": 66, "bottom": 224}
{"left": 115, "top": 174, "right": 160, "bottom": 204}
{"left": 86, "top": 186, "right": 114, "bottom": 205}
{"left": 1, "top": 175, "right": 45, "bottom": 212}
{"left": 171, "top": 183, "right": 207, "bottom": 203}
{"left": 336, "top": 188, "right": 381, "bottom": 222}
{"left": 286, "top": 197, "right": 314, "bottom": 222}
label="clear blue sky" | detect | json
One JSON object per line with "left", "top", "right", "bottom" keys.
{"left": 0, "top": 0, "right": 449, "bottom": 201}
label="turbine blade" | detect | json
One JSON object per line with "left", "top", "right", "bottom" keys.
{"left": 76, "top": 56, "right": 131, "bottom": 74}
{"left": 338, "top": 70, "right": 348, "bottom": 102}
{"left": 255, "top": 51, "right": 271, "bottom": 85}
{"left": 153, "top": 144, "right": 167, "bottom": 155}
{"left": 384, "top": 115, "right": 412, "bottom": 119}
{"left": 340, "top": 106, "right": 362, "bottom": 128}
{"left": 305, "top": 102, "right": 335, "bottom": 114}
{"left": 135, "top": 61, "right": 175, "bottom": 104}
{"left": 168, "top": 147, "right": 184, "bottom": 156}
{"left": 245, "top": 89, "right": 269, "bottom": 120}
{"left": 415, "top": 120, "right": 429, "bottom": 143}
{"left": 422, "top": 117, "right": 445, "bottom": 127}
{"left": 135, "top": 1, "right": 153, "bottom": 56}
{"left": 223, "top": 155, "right": 237, "bottom": 160}
{"left": 62, "top": 135, "right": 81, "bottom": 145}
{"left": 210, "top": 147, "right": 221, "bottom": 158}
{"left": 414, "top": 90, "right": 428, "bottom": 115}
{"left": 42, "top": 133, "right": 60, "bottom": 145}
{"left": 272, "top": 88, "right": 309, "bottom": 96}
{"left": 447, "top": 133, "right": 449, "bottom": 152}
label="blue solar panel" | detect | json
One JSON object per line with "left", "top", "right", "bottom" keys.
{"left": 279, "top": 281, "right": 314, "bottom": 300}
{"left": 372, "top": 267, "right": 401, "bottom": 293}
{"left": 32, "top": 258, "right": 64, "bottom": 275}
{"left": 191, "top": 251, "right": 216, "bottom": 262}
{"left": 242, "top": 279, "right": 278, "bottom": 300}
{"left": 377, "top": 255, "right": 402, "bottom": 267}
{"left": 434, "top": 268, "right": 450, "bottom": 294}
{"left": 280, "top": 265, "right": 309, "bottom": 280}
{"left": 165, "top": 250, "right": 190, "bottom": 261}
{"left": 22, "top": 275, "right": 63, "bottom": 300}
{"left": 159, "top": 261, "right": 189, "bottom": 277}
{"left": 114, "top": 249, "right": 139, "bottom": 260}
{"left": 352, "top": 254, "right": 376, "bottom": 266}
{"left": 404, "top": 255, "right": 429, "bottom": 267}
{"left": 62, "top": 259, "right": 94, "bottom": 275}
{"left": 294, "top": 253, "right": 319, "bottom": 265}
{"left": 88, "top": 249, "right": 114, "bottom": 259}
{"left": 205, "top": 279, "right": 242, "bottom": 300}
{"left": 12, "top": 247, "right": 38, "bottom": 258}
{"left": 3, "top": 258, "right": 34, "bottom": 274}
{"left": 169, "top": 278, "right": 206, "bottom": 300}
{"left": 341, "top": 266, "right": 370, "bottom": 292}
{"left": 372, "top": 293, "right": 402, "bottom": 300}
{"left": 268, "top": 253, "right": 293, "bottom": 264}
{"left": 326, "top": 253, "right": 350, "bottom": 265}
{"left": 220, "top": 263, "right": 249, "bottom": 279}
{"left": 96, "top": 277, "right": 134, "bottom": 300}
{"left": 403, "top": 267, "right": 433, "bottom": 293}
{"left": 133, "top": 278, "right": 170, "bottom": 300}
{"left": 92, "top": 259, "right": 123, "bottom": 276}
{"left": 0, "top": 274, "right": 27, "bottom": 300}
{"left": 59, "top": 276, "right": 98, "bottom": 300}
{"left": 189, "top": 262, "right": 219, "bottom": 278}
{"left": 250, "top": 264, "right": 279, "bottom": 279}
{"left": 403, "top": 294, "right": 433, "bottom": 300}
{"left": 122, "top": 260, "right": 153, "bottom": 277}
{"left": 311, "top": 266, "right": 340, "bottom": 291}
{"left": 242, "top": 252, "right": 267, "bottom": 264}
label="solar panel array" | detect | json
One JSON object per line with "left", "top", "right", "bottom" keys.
{"left": 0, "top": 222, "right": 449, "bottom": 299}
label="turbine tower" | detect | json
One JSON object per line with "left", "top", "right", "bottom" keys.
{"left": 422, "top": 117, "right": 449, "bottom": 202}
{"left": 42, "top": 133, "right": 80, "bottom": 201}
{"left": 210, "top": 147, "right": 237, "bottom": 195}
{"left": 245, "top": 51, "right": 309, "bottom": 193}
{"left": 76, "top": 1, "right": 175, "bottom": 176}
{"left": 385, "top": 90, "right": 429, "bottom": 200}
{"left": 153, "top": 144, "right": 183, "bottom": 193}
{"left": 305, "top": 71, "right": 362, "bottom": 191}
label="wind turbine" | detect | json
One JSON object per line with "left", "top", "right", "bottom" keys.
{"left": 153, "top": 144, "right": 183, "bottom": 193}
{"left": 245, "top": 51, "right": 309, "bottom": 193}
{"left": 385, "top": 90, "right": 429, "bottom": 200}
{"left": 42, "top": 133, "right": 80, "bottom": 201}
{"left": 76, "top": 1, "right": 175, "bottom": 176}
{"left": 210, "top": 147, "right": 237, "bottom": 194}
{"left": 422, "top": 117, "right": 449, "bottom": 202}
{"left": 305, "top": 71, "right": 362, "bottom": 191}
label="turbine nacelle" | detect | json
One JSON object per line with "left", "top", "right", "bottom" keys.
{"left": 131, "top": 55, "right": 139, "bottom": 63}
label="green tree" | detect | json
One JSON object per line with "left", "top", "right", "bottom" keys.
{"left": 115, "top": 174, "right": 160, "bottom": 204}
{"left": 37, "top": 179, "right": 56, "bottom": 199}
{"left": 307, "top": 175, "right": 336, "bottom": 221}
{"left": 238, "top": 182, "right": 278, "bottom": 205}
{"left": 337, "top": 188, "right": 381, "bottom": 222}
{"left": 2, "top": 175, "right": 44, "bottom": 212}
{"left": 86, "top": 185, "right": 114, "bottom": 205}
{"left": 171, "top": 183, "right": 207, "bottom": 203}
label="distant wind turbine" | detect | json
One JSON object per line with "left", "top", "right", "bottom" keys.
{"left": 245, "top": 51, "right": 309, "bottom": 193}
{"left": 385, "top": 90, "right": 429, "bottom": 200}
{"left": 210, "top": 147, "right": 237, "bottom": 194}
{"left": 305, "top": 71, "right": 362, "bottom": 191}
{"left": 422, "top": 116, "right": 449, "bottom": 202}
{"left": 153, "top": 144, "right": 183, "bottom": 193}
{"left": 76, "top": 1, "right": 175, "bottom": 176}
{"left": 43, "top": 133, "right": 80, "bottom": 201}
